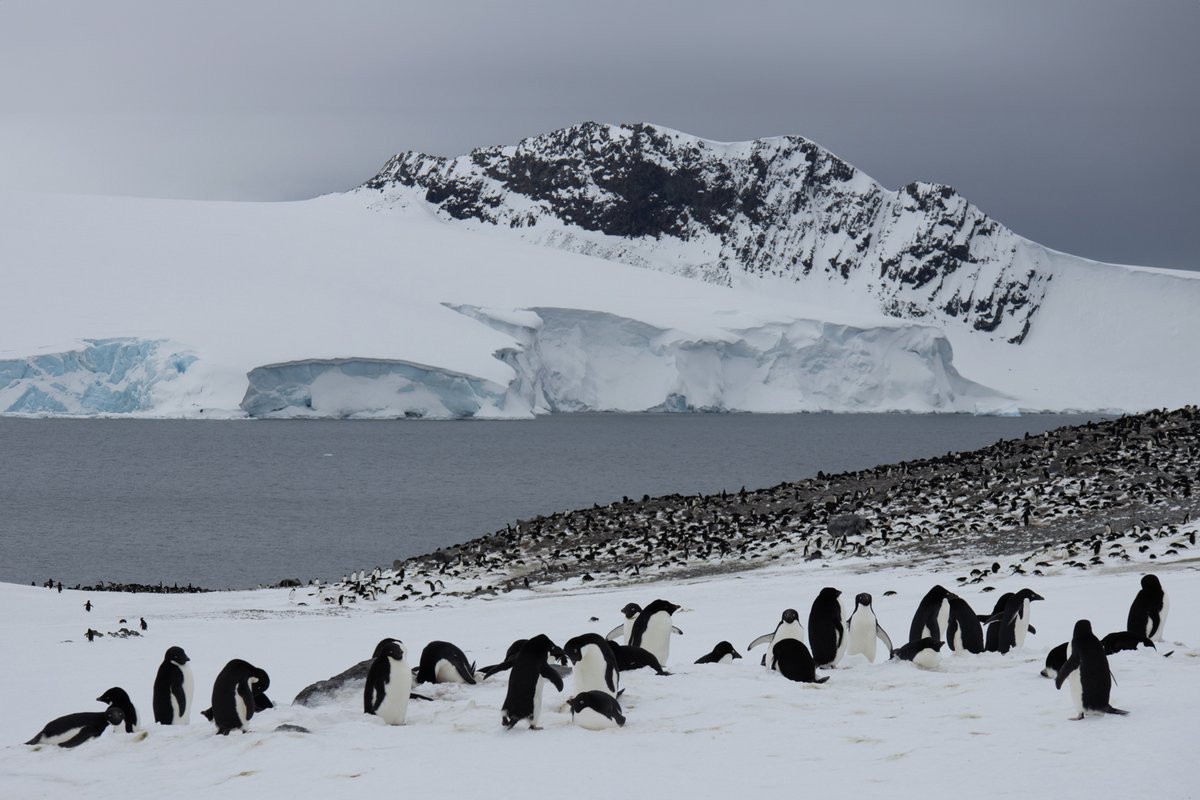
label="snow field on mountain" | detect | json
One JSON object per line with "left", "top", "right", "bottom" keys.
{"left": 1, "top": 549, "right": 1196, "bottom": 800}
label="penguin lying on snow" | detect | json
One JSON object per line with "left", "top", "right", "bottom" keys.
{"left": 414, "top": 641, "right": 477, "bottom": 685}
{"left": 96, "top": 687, "right": 138, "bottom": 732}
{"left": 892, "top": 638, "right": 943, "bottom": 670}
{"left": 695, "top": 641, "right": 742, "bottom": 664}
{"left": 567, "top": 690, "right": 626, "bottom": 730}
{"left": 26, "top": 705, "right": 124, "bottom": 748}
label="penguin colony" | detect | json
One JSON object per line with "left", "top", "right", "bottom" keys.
{"left": 320, "top": 407, "right": 1198, "bottom": 605}
{"left": 23, "top": 572, "right": 1171, "bottom": 745}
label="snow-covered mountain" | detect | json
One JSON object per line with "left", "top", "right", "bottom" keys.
{"left": 1, "top": 123, "right": 1196, "bottom": 418}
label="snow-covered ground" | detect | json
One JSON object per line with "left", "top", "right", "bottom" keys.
{"left": 2, "top": 539, "right": 1196, "bottom": 799}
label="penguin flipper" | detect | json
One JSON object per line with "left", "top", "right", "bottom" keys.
{"left": 1028, "top": 624, "right": 1037, "bottom": 635}
{"left": 605, "top": 625, "right": 624, "bottom": 641}
{"left": 672, "top": 626, "right": 684, "bottom": 636}
{"left": 409, "top": 692, "right": 435, "bottom": 702}
{"left": 747, "top": 633, "right": 773, "bottom": 651}
{"left": 875, "top": 624, "right": 894, "bottom": 659}
{"left": 1054, "top": 655, "right": 1080, "bottom": 690}
{"left": 539, "top": 663, "right": 565, "bottom": 692}
{"left": 478, "top": 659, "right": 515, "bottom": 680}
{"left": 1104, "top": 705, "right": 1129, "bottom": 716}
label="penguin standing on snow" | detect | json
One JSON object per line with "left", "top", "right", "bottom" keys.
{"left": 985, "top": 589, "right": 1043, "bottom": 654}
{"left": 26, "top": 705, "right": 124, "bottom": 748}
{"left": 153, "top": 646, "right": 194, "bottom": 725}
{"left": 909, "top": 585, "right": 952, "bottom": 643}
{"left": 605, "top": 603, "right": 644, "bottom": 642}
{"left": 364, "top": 638, "right": 412, "bottom": 725}
{"left": 1055, "top": 620, "right": 1128, "bottom": 719}
{"left": 563, "top": 633, "right": 619, "bottom": 697}
{"left": 845, "top": 593, "right": 894, "bottom": 663}
{"left": 567, "top": 690, "right": 626, "bottom": 730}
{"left": 628, "top": 600, "right": 682, "bottom": 666}
{"left": 501, "top": 634, "right": 564, "bottom": 730}
{"left": 96, "top": 687, "right": 138, "bottom": 732}
{"left": 209, "top": 659, "right": 270, "bottom": 735}
{"left": 414, "top": 641, "right": 477, "bottom": 685}
{"left": 694, "top": 641, "right": 742, "bottom": 664}
{"left": 809, "top": 587, "right": 848, "bottom": 668}
{"left": 945, "top": 595, "right": 985, "bottom": 654}
{"left": 1127, "top": 575, "right": 1168, "bottom": 642}
{"left": 748, "top": 608, "right": 806, "bottom": 670}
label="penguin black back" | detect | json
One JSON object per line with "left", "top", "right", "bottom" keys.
{"left": 909, "top": 585, "right": 951, "bottom": 642}
{"left": 415, "top": 641, "right": 477, "bottom": 685}
{"left": 771, "top": 639, "right": 828, "bottom": 684}
{"left": 695, "top": 641, "right": 742, "bottom": 664}
{"left": 945, "top": 595, "right": 985, "bottom": 653}
{"left": 1056, "top": 619, "right": 1127, "bottom": 717}
{"left": 210, "top": 659, "right": 270, "bottom": 735}
{"left": 152, "top": 645, "right": 192, "bottom": 725}
{"left": 808, "top": 587, "right": 845, "bottom": 667}
{"left": 1127, "top": 574, "right": 1166, "bottom": 639}
{"left": 501, "top": 634, "right": 564, "bottom": 729}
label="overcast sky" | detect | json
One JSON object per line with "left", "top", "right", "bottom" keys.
{"left": 2, "top": 1, "right": 1197, "bottom": 269}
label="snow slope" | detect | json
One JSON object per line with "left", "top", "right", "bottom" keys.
{"left": 0, "top": 542, "right": 1196, "bottom": 800}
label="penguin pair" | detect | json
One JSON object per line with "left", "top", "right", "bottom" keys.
{"left": 501, "top": 634, "right": 565, "bottom": 730}
{"left": 748, "top": 609, "right": 826, "bottom": 682}
{"left": 983, "top": 589, "right": 1044, "bottom": 653}
{"left": 609, "top": 600, "right": 683, "bottom": 666}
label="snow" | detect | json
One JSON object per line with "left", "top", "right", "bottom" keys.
{"left": 0, "top": 534, "right": 1196, "bottom": 799}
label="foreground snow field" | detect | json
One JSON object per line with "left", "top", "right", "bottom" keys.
{"left": 1, "top": 542, "right": 1196, "bottom": 800}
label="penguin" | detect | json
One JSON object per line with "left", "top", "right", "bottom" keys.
{"left": 628, "top": 599, "right": 682, "bottom": 666}
{"left": 609, "top": 642, "right": 671, "bottom": 675}
{"left": 909, "top": 585, "right": 952, "bottom": 643}
{"left": 364, "top": 638, "right": 412, "bottom": 725}
{"left": 26, "top": 705, "right": 124, "bottom": 748}
{"left": 563, "top": 633, "right": 619, "bottom": 697}
{"left": 501, "top": 634, "right": 564, "bottom": 730}
{"left": 770, "top": 639, "right": 829, "bottom": 684}
{"left": 892, "top": 638, "right": 943, "bottom": 670}
{"left": 945, "top": 595, "right": 985, "bottom": 654}
{"left": 748, "top": 608, "right": 806, "bottom": 671}
{"left": 152, "top": 645, "right": 193, "bottom": 725}
{"left": 985, "top": 589, "right": 1044, "bottom": 653}
{"left": 844, "top": 593, "right": 894, "bottom": 663}
{"left": 1127, "top": 574, "right": 1168, "bottom": 642}
{"left": 96, "top": 687, "right": 138, "bottom": 733}
{"left": 808, "top": 587, "right": 847, "bottom": 668}
{"left": 605, "top": 603, "right": 643, "bottom": 642}
{"left": 1040, "top": 632, "right": 1157, "bottom": 678}
{"left": 567, "top": 690, "right": 626, "bottom": 730}
{"left": 694, "top": 641, "right": 742, "bottom": 664}
{"left": 1041, "top": 641, "right": 1070, "bottom": 678}
{"left": 414, "top": 641, "right": 477, "bottom": 685}
{"left": 1055, "top": 619, "right": 1128, "bottom": 719}
{"left": 479, "top": 638, "right": 568, "bottom": 680}
{"left": 209, "top": 659, "right": 270, "bottom": 735}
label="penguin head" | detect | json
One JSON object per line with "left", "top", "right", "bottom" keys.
{"left": 249, "top": 666, "right": 271, "bottom": 691}
{"left": 620, "top": 602, "right": 643, "bottom": 619}
{"left": 647, "top": 599, "right": 680, "bottom": 616}
{"left": 1017, "top": 588, "right": 1045, "bottom": 602}
{"left": 565, "top": 694, "right": 591, "bottom": 716}
{"left": 818, "top": 587, "right": 842, "bottom": 602}
{"left": 781, "top": 608, "right": 800, "bottom": 624}
{"left": 372, "top": 637, "right": 402, "bottom": 659}
{"left": 1072, "top": 619, "right": 1094, "bottom": 638}
{"left": 164, "top": 646, "right": 190, "bottom": 665}
{"left": 855, "top": 593, "right": 872, "bottom": 607}
{"left": 714, "top": 641, "right": 741, "bottom": 659}
{"left": 378, "top": 640, "right": 406, "bottom": 662}
{"left": 104, "top": 705, "right": 125, "bottom": 727}
{"left": 96, "top": 687, "right": 130, "bottom": 706}
{"left": 1141, "top": 574, "right": 1162, "bottom": 590}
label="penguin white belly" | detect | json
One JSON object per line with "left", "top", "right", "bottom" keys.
{"left": 640, "top": 613, "right": 674, "bottom": 665}
{"left": 1067, "top": 670, "right": 1083, "bottom": 716}
{"left": 35, "top": 726, "right": 89, "bottom": 747}
{"left": 530, "top": 678, "right": 545, "bottom": 728}
{"left": 934, "top": 601, "right": 950, "bottom": 640}
{"left": 846, "top": 614, "right": 877, "bottom": 662}
{"left": 178, "top": 664, "right": 194, "bottom": 724}
{"left": 832, "top": 624, "right": 849, "bottom": 666}
{"left": 912, "top": 648, "right": 940, "bottom": 670}
{"left": 624, "top": 619, "right": 635, "bottom": 643}
{"left": 1014, "top": 599, "right": 1031, "bottom": 648}
{"left": 1156, "top": 594, "right": 1169, "bottom": 641}
{"left": 573, "top": 649, "right": 615, "bottom": 697}
{"left": 951, "top": 628, "right": 964, "bottom": 654}
{"left": 572, "top": 707, "right": 619, "bottom": 730}
{"left": 234, "top": 691, "right": 249, "bottom": 725}
{"left": 768, "top": 622, "right": 806, "bottom": 671}
{"left": 376, "top": 658, "right": 412, "bottom": 725}
{"left": 717, "top": 653, "right": 734, "bottom": 664}
{"left": 435, "top": 659, "right": 466, "bottom": 684}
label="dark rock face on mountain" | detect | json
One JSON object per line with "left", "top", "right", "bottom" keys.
{"left": 364, "top": 122, "right": 1052, "bottom": 344}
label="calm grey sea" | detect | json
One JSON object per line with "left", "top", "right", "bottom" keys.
{"left": 0, "top": 414, "right": 1099, "bottom": 588}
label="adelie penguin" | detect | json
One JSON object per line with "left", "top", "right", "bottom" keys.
{"left": 628, "top": 600, "right": 682, "bottom": 666}
{"left": 501, "top": 634, "right": 564, "bottom": 730}
{"left": 845, "top": 593, "right": 894, "bottom": 663}
{"left": 770, "top": 639, "right": 828, "bottom": 684}
{"left": 209, "top": 659, "right": 270, "bottom": 735}
{"left": 909, "top": 585, "right": 953, "bottom": 643}
{"left": 892, "top": 638, "right": 943, "bottom": 670}
{"left": 153, "top": 645, "right": 194, "bottom": 725}
{"left": 1055, "top": 619, "right": 1128, "bottom": 720}
{"left": 1127, "top": 574, "right": 1168, "bottom": 642}
{"left": 26, "top": 705, "right": 124, "bottom": 748}
{"left": 695, "top": 641, "right": 742, "bottom": 664}
{"left": 748, "top": 608, "right": 805, "bottom": 671}
{"left": 563, "top": 633, "right": 619, "bottom": 697}
{"left": 479, "top": 638, "right": 568, "bottom": 680}
{"left": 414, "top": 641, "right": 477, "bottom": 685}
{"left": 96, "top": 687, "right": 138, "bottom": 733}
{"left": 605, "top": 603, "right": 644, "bottom": 642}
{"left": 984, "top": 589, "right": 1044, "bottom": 654}
{"left": 364, "top": 639, "right": 412, "bottom": 725}
{"left": 609, "top": 641, "right": 671, "bottom": 675}
{"left": 945, "top": 595, "right": 985, "bottom": 654}
{"left": 567, "top": 690, "right": 626, "bottom": 730}
{"left": 808, "top": 587, "right": 848, "bottom": 668}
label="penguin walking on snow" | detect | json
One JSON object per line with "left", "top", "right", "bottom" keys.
{"left": 1127, "top": 575, "right": 1168, "bottom": 642}
{"left": 96, "top": 687, "right": 138, "bottom": 732}
{"left": 501, "top": 634, "right": 564, "bottom": 730}
{"left": 210, "top": 659, "right": 270, "bottom": 735}
{"left": 26, "top": 705, "right": 124, "bottom": 748}
{"left": 809, "top": 587, "right": 848, "bottom": 668}
{"left": 845, "top": 593, "right": 894, "bottom": 663}
{"left": 748, "top": 608, "right": 805, "bottom": 670}
{"left": 364, "top": 638, "right": 412, "bottom": 725}
{"left": 1055, "top": 619, "right": 1128, "bottom": 719}
{"left": 153, "top": 646, "right": 194, "bottom": 725}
